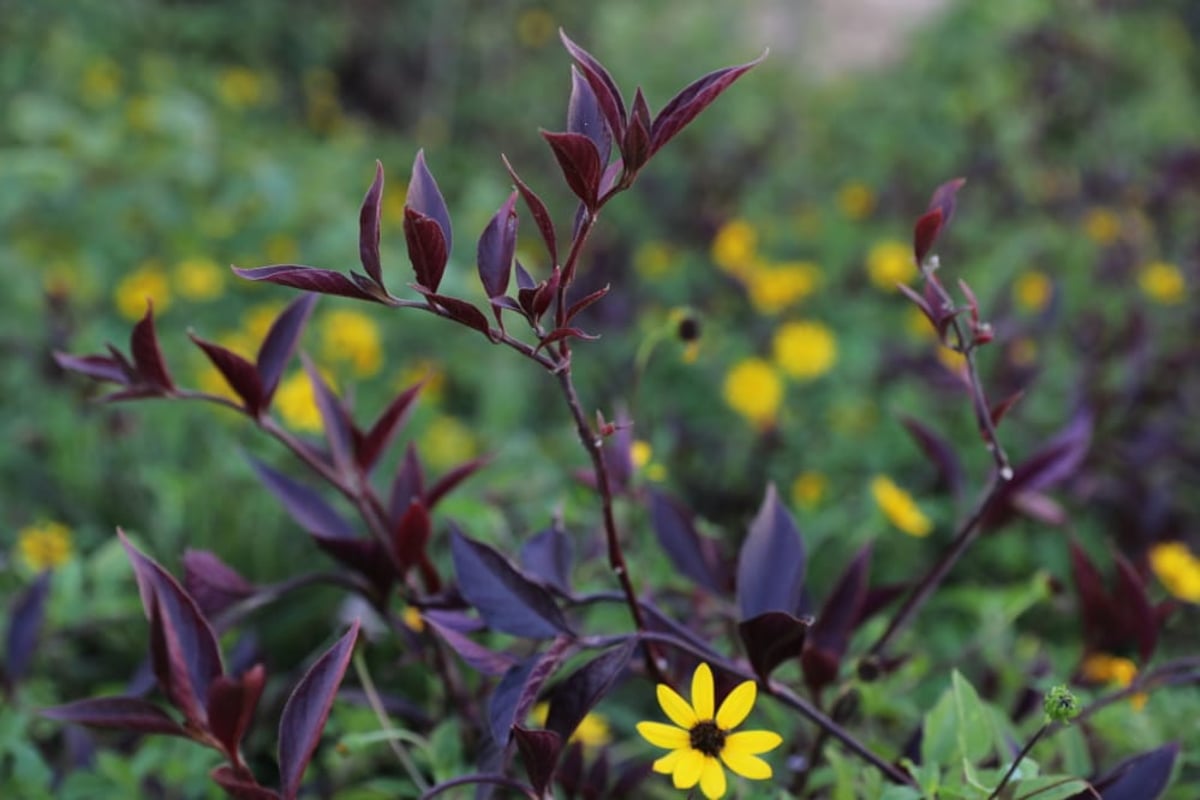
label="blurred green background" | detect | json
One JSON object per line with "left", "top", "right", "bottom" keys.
{"left": 3, "top": 0, "right": 1199, "bottom": 796}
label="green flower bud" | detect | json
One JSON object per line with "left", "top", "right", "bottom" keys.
{"left": 1043, "top": 685, "right": 1080, "bottom": 724}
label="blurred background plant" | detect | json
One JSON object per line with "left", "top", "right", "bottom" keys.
{"left": 3, "top": 0, "right": 1198, "bottom": 796}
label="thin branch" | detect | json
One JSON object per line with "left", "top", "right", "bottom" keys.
{"left": 988, "top": 724, "right": 1046, "bottom": 800}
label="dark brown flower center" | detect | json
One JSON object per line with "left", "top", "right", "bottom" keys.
{"left": 689, "top": 720, "right": 726, "bottom": 757}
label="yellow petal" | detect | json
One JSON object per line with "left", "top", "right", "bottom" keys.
{"left": 653, "top": 750, "right": 684, "bottom": 775}
{"left": 720, "top": 750, "right": 773, "bottom": 780}
{"left": 715, "top": 680, "right": 757, "bottom": 730}
{"left": 692, "top": 662, "right": 715, "bottom": 720}
{"left": 657, "top": 683, "right": 699, "bottom": 729}
{"left": 637, "top": 721, "right": 690, "bottom": 750}
{"left": 699, "top": 756, "right": 728, "bottom": 799}
{"left": 723, "top": 730, "right": 783, "bottom": 757}
{"left": 673, "top": 749, "right": 705, "bottom": 789}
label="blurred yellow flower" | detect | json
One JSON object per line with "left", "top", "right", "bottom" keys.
{"left": 1081, "top": 653, "right": 1146, "bottom": 710}
{"left": 1148, "top": 541, "right": 1200, "bottom": 603}
{"left": 635, "top": 241, "right": 677, "bottom": 279}
{"left": 125, "top": 94, "right": 158, "bottom": 132}
{"left": 867, "top": 240, "right": 917, "bottom": 291}
{"left": 871, "top": 476, "right": 932, "bottom": 537}
{"left": 1082, "top": 207, "right": 1121, "bottom": 245}
{"left": 401, "top": 605, "right": 425, "bottom": 633}
{"left": 217, "top": 66, "right": 268, "bottom": 109}
{"left": 772, "top": 321, "right": 837, "bottom": 380}
{"left": 836, "top": 181, "right": 875, "bottom": 220}
{"left": 265, "top": 234, "right": 299, "bottom": 265}
{"left": 304, "top": 69, "right": 344, "bottom": 134}
{"left": 173, "top": 257, "right": 225, "bottom": 301}
{"left": 81, "top": 58, "right": 122, "bottom": 105}
{"left": 723, "top": 359, "right": 782, "bottom": 428}
{"left": 937, "top": 345, "right": 968, "bottom": 377}
{"left": 114, "top": 263, "right": 171, "bottom": 320}
{"left": 746, "top": 262, "right": 819, "bottom": 315}
{"left": 1013, "top": 270, "right": 1053, "bottom": 313}
{"left": 791, "top": 471, "right": 827, "bottom": 510}
{"left": 632, "top": 440, "right": 653, "bottom": 470}
{"left": 17, "top": 521, "right": 73, "bottom": 571}
{"left": 398, "top": 360, "right": 446, "bottom": 404}
{"left": 1138, "top": 261, "right": 1185, "bottom": 305}
{"left": 321, "top": 309, "right": 383, "bottom": 378}
{"left": 243, "top": 302, "right": 285, "bottom": 341}
{"left": 422, "top": 416, "right": 477, "bottom": 472}
{"left": 530, "top": 703, "right": 611, "bottom": 749}
{"left": 711, "top": 219, "right": 758, "bottom": 276}
{"left": 382, "top": 187, "right": 408, "bottom": 225}
{"left": 516, "top": 8, "right": 556, "bottom": 48}
{"left": 905, "top": 307, "right": 936, "bottom": 340}
{"left": 275, "top": 370, "right": 325, "bottom": 432}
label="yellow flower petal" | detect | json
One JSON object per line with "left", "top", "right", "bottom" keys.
{"left": 723, "top": 730, "right": 783, "bottom": 757}
{"left": 699, "top": 756, "right": 728, "bottom": 799}
{"left": 715, "top": 680, "right": 757, "bottom": 730}
{"left": 657, "top": 684, "right": 699, "bottom": 729}
{"left": 637, "top": 721, "right": 690, "bottom": 750}
{"left": 692, "top": 663, "right": 715, "bottom": 720}
{"left": 653, "top": 750, "right": 684, "bottom": 775}
{"left": 673, "top": 749, "right": 705, "bottom": 789}
{"left": 720, "top": 749, "right": 774, "bottom": 780}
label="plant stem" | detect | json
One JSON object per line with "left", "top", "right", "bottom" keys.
{"left": 352, "top": 650, "right": 430, "bottom": 793}
{"left": 988, "top": 724, "right": 1046, "bottom": 800}
{"left": 418, "top": 774, "right": 538, "bottom": 800}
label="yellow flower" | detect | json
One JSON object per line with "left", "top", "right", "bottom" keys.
{"left": 1138, "top": 261, "right": 1186, "bottom": 305}
{"left": 937, "top": 345, "right": 968, "bottom": 378}
{"left": 275, "top": 370, "right": 325, "bottom": 432}
{"left": 398, "top": 360, "right": 446, "bottom": 404}
{"left": 1081, "top": 653, "right": 1147, "bottom": 710}
{"left": 81, "top": 58, "right": 122, "bottom": 106}
{"left": 1013, "top": 270, "right": 1053, "bottom": 313}
{"left": 265, "top": 234, "right": 299, "bottom": 265}
{"left": 723, "top": 359, "right": 782, "bottom": 429}
{"left": 217, "top": 66, "right": 268, "bottom": 109}
{"left": 632, "top": 440, "right": 653, "bottom": 470}
{"left": 401, "top": 605, "right": 425, "bottom": 633}
{"left": 772, "top": 321, "right": 837, "bottom": 380}
{"left": 635, "top": 241, "right": 677, "bottom": 279}
{"left": 114, "top": 263, "right": 171, "bottom": 320}
{"left": 530, "top": 703, "right": 611, "bottom": 749}
{"left": 1148, "top": 542, "right": 1200, "bottom": 603}
{"left": 422, "top": 416, "right": 477, "bottom": 472}
{"left": 125, "top": 94, "right": 158, "bottom": 132}
{"left": 637, "top": 663, "right": 782, "bottom": 800}
{"left": 866, "top": 240, "right": 917, "bottom": 291}
{"left": 173, "top": 257, "right": 225, "bottom": 301}
{"left": 1082, "top": 207, "right": 1121, "bottom": 245}
{"left": 320, "top": 309, "right": 383, "bottom": 378}
{"left": 382, "top": 187, "right": 408, "bottom": 225}
{"left": 871, "top": 476, "right": 932, "bottom": 537}
{"left": 836, "top": 181, "right": 875, "bottom": 220}
{"left": 515, "top": 8, "right": 556, "bottom": 48}
{"left": 711, "top": 219, "right": 758, "bottom": 276}
{"left": 17, "top": 521, "right": 73, "bottom": 571}
{"left": 905, "top": 307, "right": 936, "bottom": 341}
{"left": 746, "top": 262, "right": 819, "bottom": 315}
{"left": 791, "top": 471, "right": 827, "bottom": 510}
{"left": 243, "top": 302, "right": 285, "bottom": 341}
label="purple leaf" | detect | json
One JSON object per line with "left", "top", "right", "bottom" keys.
{"left": 736, "top": 484, "right": 806, "bottom": 619}
{"left": 737, "top": 611, "right": 810, "bottom": 683}
{"left": 488, "top": 638, "right": 572, "bottom": 745}
{"left": 622, "top": 88, "right": 652, "bottom": 172}
{"left": 426, "top": 456, "right": 491, "bottom": 509}
{"left": 988, "top": 410, "right": 1093, "bottom": 528}
{"left": 424, "top": 616, "right": 517, "bottom": 676}
{"left": 1069, "top": 539, "right": 1112, "bottom": 654}
{"left": 541, "top": 131, "right": 602, "bottom": 209}
{"left": 567, "top": 66, "right": 612, "bottom": 167}
{"left": 519, "top": 526, "right": 574, "bottom": 594}
{"left": 388, "top": 444, "right": 426, "bottom": 520}
{"left": 190, "top": 334, "right": 263, "bottom": 415}
{"left": 248, "top": 457, "right": 355, "bottom": 539}
{"left": 803, "top": 544, "right": 873, "bottom": 694}
{"left": 900, "top": 416, "right": 964, "bottom": 496}
{"left": 256, "top": 294, "right": 318, "bottom": 408}
{"left": 356, "top": 381, "right": 424, "bottom": 473}
{"left": 1072, "top": 743, "right": 1179, "bottom": 800}
{"left": 403, "top": 211, "right": 449, "bottom": 293}
{"left": 564, "top": 284, "right": 610, "bottom": 324}
{"left": 559, "top": 31, "right": 627, "bottom": 146}
{"left": 301, "top": 354, "right": 355, "bottom": 475}
{"left": 513, "top": 726, "right": 563, "bottom": 798}
{"left": 405, "top": 150, "right": 453, "bottom": 258}
{"left": 182, "top": 550, "right": 257, "bottom": 622}
{"left": 278, "top": 621, "right": 360, "bottom": 800}
{"left": 648, "top": 491, "right": 722, "bottom": 593}
{"left": 927, "top": 177, "right": 966, "bottom": 230}
{"left": 913, "top": 178, "right": 965, "bottom": 264}
{"left": 502, "top": 157, "right": 557, "bottom": 267}
{"left": 1113, "top": 553, "right": 1157, "bottom": 663}
{"left": 545, "top": 639, "right": 634, "bottom": 742}
{"left": 6, "top": 572, "right": 51, "bottom": 684}
{"left": 207, "top": 664, "right": 266, "bottom": 764}
{"left": 990, "top": 390, "right": 1025, "bottom": 427}
{"left": 649, "top": 51, "right": 766, "bottom": 157}
{"left": 232, "top": 265, "right": 385, "bottom": 303}
{"left": 358, "top": 161, "right": 386, "bottom": 288}
{"left": 414, "top": 288, "right": 493, "bottom": 338}
{"left": 391, "top": 500, "right": 431, "bottom": 572}
{"left": 130, "top": 304, "right": 174, "bottom": 391}
{"left": 41, "top": 696, "right": 189, "bottom": 737}
{"left": 534, "top": 326, "right": 600, "bottom": 354}
{"left": 310, "top": 535, "right": 394, "bottom": 596}
{"left": 477, "top": 191, "right": 520, "bottom": 305}
{"left": 211, "top": 765, "right": 282, "bottom": 800}
{"left": 449, "top": 528, "right": 574, "bottom": 638}
{"left": 53, "top": 352, "right": 132, "bottom": 385}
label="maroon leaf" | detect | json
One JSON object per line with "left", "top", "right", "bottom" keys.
{"left": 130, "top": 304, "right": 174, "bottom": 391}
{"left": 191, "top": 334, "right": 263, "bottom": 415}
{"left": 647, "top": 491, "right": 721, "bottom": 593}
{"left": 513, "top": 726, "right": 564, "bottom": 798}
{"left": 356, "top": 381, "right": 424, "bottom": 472}
{"left": 534, "top": 326, "right": 600, "bottom": 354}
{"left": 564, "top": 284, "right": 610, "bottom": 323}
{"left": 53, "top": 352, "right": 132, "bottom": 385}
{"left": 392, "top": 500, "right": 431, "bottom": 572}
{"left": 6, "top": 572, "right": 51, "bottom": 684}
{"left": 211, "top": 765, "right": 282, "bottom": 800}
{"left": 737, "top": 612, "right": 810, "bottom": 683}
{"left": 232, "top": 265, "right": 385, "bottom": 303}
{"left": 414, "top": 288, "right": 493, "bottom": 338}
{"left": 530, "top": 267, "right": 561, "bottom": 320}
{"left": 248, "top": 457, "right": 355, "bottom": 540}
{"left": 302, "top": 354, "right": 355, "bottom": 475}
{"left": 990, "top": 389, "right": 1025, "bottom": 427}
{"left": 1069, "top": 539, "right": 1112, "bottom": 654}
{"left": 41, "top": 696, "right": 189, "bottom": 737}
{"left": 256, "top": 294, "right": 318, "bottom": 408}
{"left": 502, "top": 156, "right": 557, "bottom": 267}
{"left": 277, "top": 621, "right": 360, "bottom": 800}
{"left": 405, "top": 150, "right": 453, "bottom": 258}
{"left": 310, "top": 535, "right": 394, "bottom": 596}
{"left": 477, "top": 191, "right": 520, "bottom": 302}
{"left": 358, "top": 160, "right": 385, "bottom": 288}
{"left": 120, "top": 531, "right": 224, "bottom": 726}
{"left": 519, "top": 525, "right": 574, "bottom": 595}
{"left": 567, "top": 65, "right": 613, "bottom": 168}
{"left": 388, "top": 444, "right": 426, "bottom": 520}
{"left": 1113, "top": 553, "right": 1157, "bottom": 663}
{"left": 896, "top": 282, "right": 934, "bottom": 326}
{"left": 207, "top": 664, "right": 266, "bottom": 764}
{"left": 736, "top": 484, "right": 806, "bottom": 619}
{"left": 927, "top": 177, "right": 967, "bottom": 228}
{"left": 803, "top": 544, "right": 873, "bottom": 694}
{"left": 649, "top": 50, "right": 767, "bottom": 157}
{"left": 545, "top": 639, "right": 635, "bottom": 743}
{"left": 404, "top": 211, "right": 449, "bottom": 293}
{"left": 488, "top": 637, "right": 573, "bottom": 744}
{"left": 899, "top": 416, "right": 964, "bottom": 496}
{"left": 622, "top": 88, "right": 652, "bottom": 173}
{"left": 542, "top": 131, "right": 602, "bottom": 209}
{"left": 449, "top": 528, "right": 574, "bottom": 639}
{"left": 424, "top": 616, "right": 517, "bottom": 676}
{"left": 426, "top": 456, "right": 491, "bottom": 509}
{"left": 1073, "top": 742, "right": 1179, "bottom": 800}
{"left": 913, "top": 209, "right": 944, "bottom": 266}
{"left": 559, "top": 31, "right": 627, "bottom": 146}
{"left": 986, "top": 410, "right": 1093, "bottom": 528}
{"left": 183, "top": 550, "right": 257, "bottom": 622}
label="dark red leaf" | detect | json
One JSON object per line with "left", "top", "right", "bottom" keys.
{"left": 356, "top": 381, "right": 424, "bottom": 473}
{"left": 531, "top": 267, "right": 561, "bottom": 320}
{"left": 519, "top": 526, "right": 574, "bottom": 595}
{"left": 567, "top": 65, "right": 613, "bottom": 168}
{"left": 54, "top": 352, "right": 132, "bottom": 385}
{"left": 6, "top": 572, "right": 51, "bottom": 684}
{"left": 388, "top": 444, "right": 425, "bottom": 521}
{"left": 301, "top": 354, "right": 356, "bottom": 475}
{"left": 1073, "top": 742, "right": 1179, "bottom": 800}
{"left": 1113, "top": 553, "right": 1158, "bottom": 663}
{"left": 405, "top": 150, "right": 453, "bottom": 258}
{"left": 190, "top": 334, "right": 263, "bottom": 415}
{"left": 232, "top": 265, "right": 385, "bottom": 303}
{"left": 649, "top": 51, "right": 767, "bottom": 156}
{"left": 622, "top": 88, "right": 652, "bottom": 172}
{"left": 899, "top": 416, "right": 964, "bottom": 496}
{"left": 737, "top": 611, "right": 810, "bottom": 683}
{"left": 503, "top": 156, "right": 557, "bottom": 267}
{"left": 736, "top": 484, "right": 806, "bottom": 619}
{"left": 803, "top": 544, "right": 873, "bottom": 694}
{"left": 545, "top": 639, "right": 635, "bottom": 742}
{"left": 207, "top": 664, "right": 266, "bottom": 763}
{"left": 1069, "top": 539, "right": 1112, "bottom": 654}
{"left": 477, "top": 191, "right": 519, "bottom": 301}
{"left": 534, "top": 326, "right": 599, "bottom": 354}
{"left": 182, "top": 550, "right": 257, "bottom": 622}
{"left": 513, "top": 726, "right": 564, "bottom": 798}
{"left": 990, "top": 390, "right": 1025, "bottom": 427}
{"left": 404, "top": 211, "right": 449, "bottom": 293}
{"left": 449, "top": 528, "right": 574, "bottom": 638}
{"left": 559, "top": 31, "right": 627, "bottom": 146}
{"left": 392, "top": 500, "right": 431, "bottom": 571}
{"left": 310, "top": 535, "right": 394, "bottom": 595}
{"left": 358, "top": 160, "right": 385, "bottom": 288}
{"left": 896, "top": 282, "right": 934, "bottom": 324}
{"left": 987, "top": 410, "right": 1093, "bottom": 528}
{"left": 41, "top": 696, "right": 188, "bottom": 737}
{"left": 927, "top": 177, "right": 966, "bottom": 227}
{"left": 564, "top": 284, "right": 610, "bottom": 324}
{"left": 647, "top": 491, "right": 721, "bottom": 593}
{"left": 277, "top": 621, "right": 360, "bottom": 800}
{"left": 414, "top": 287, "right": 493, "bottom": 338}
{"left": 424, "top": 616, "right": 517, "bottom": 676}
{"left": 130, "top": 304, "right": 174, "bottom": 390}
{"left": 913, "top": 209, "right": 943, "bottom": 266}
{"left": 248, "top": 457, "right": 355, "bottom": 540}
{"left": 488, "top": 638, "right": 572, "bottom": 745}
{"left": 541, "top": 131, "right": 602, "bottom": 209}
{"left": 211, "top": 765, "right": 282, "bottom": 800}
{"left": 256, "top": 294, "right": 318, "bottom": 408}
{"left": 426, "top": 456, "right": 491, "bottom": 509}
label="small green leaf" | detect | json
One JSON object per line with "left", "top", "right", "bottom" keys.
{"left": 922, "top": 685, "right": 958, "bottom": 768}
{"left": 952, "top": 670, "right": 994, "bottom": 764}
{"left": 1010, "top": 776, "right": 1091, "bottom": 800}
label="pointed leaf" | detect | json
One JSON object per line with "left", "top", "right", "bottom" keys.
{"left": 541, "top": 131, "right": 602, "bottom": 209}
{"left": 564, "top": 284, "right": 610, "bottom": 324}
{"left": 41, "top": 696, "right": 189, "bottom": 737}
{"left": 987, "top": 410, "right": 1093, "bottom": 528}
{"left": 211, "top": 765, "right": 282, "bottom": 800}
{"left": 257, "top": 294, "right": 318, "bottom": 407}
{"left": 503, "top": 156, "right": 557, "bottom": 267}
{"left": 449, "top": 528, "right": 573, "bottom": 638}
{"left": 804, "top": 544, "right": 873, "bottom": 694}
{"left": 1069, "top": 539, "right": 1112, "bottom": 653}
{"left": 424, "top": 615, "right": 517, "bottom": 676}
{"left": 900, "top": 416, "right": 964, "bottom": 495}
{"left": 248, "top": 456, "right": 355, "bottom": 539}
{"left": 388, "top": 444, "right": 426, "bottom": 521}
{"left": 310, "top": 535, "right": 394, "bottom": 595}
{"left": 737, "top": 611, "right": 810, "bottom": 683}
{"left": 403, "top": 210, "right": 449, "bottom": 292}
{"left": 519, "top": 526, "right": 574, "bottom": 594}
{"left": 278, "top": 622, "right": 360, "bottom": 800}
{"left": 648, "top": 490, "right": 721, "bottom": 593}
{"left": 736, "top": 484, "right": 806, "bottom": 619}
{"left": 426, "top": 456, "right": 491, "bottom": 509}
{"left": 545, "top": 639, "right": 635, "bottom": 742}
{"left": 567, "top": 65, "right": 612, "bottom": 167}
{"left": 1113, "top": 553, "right": 1157, "bottom": 663}
{"left": 182, "top": 550, "right": 257, "bottom": 622}
{"left": 232, "top": 265, "right": 384, "bottom": 303}
{"left": 130, "top": 303, "right": 174, "bottom": 390}
{"left": 534, "top": 326, "right": 599, "bottom": 354}
{"left": 559, "top": 31, "right": 627, "bottom": 145}
{"left": 650, "top": 51, "right": 767, "bottom": 156}
{"left": 414, "top": 287, "right": 492, "bottom": 337}
{"left": 478, "top": 191, "right": 519, "bottom": 303}
{"left": 913, "top": 209, "right": 944, "bottom": 266}
{"left": 357, "top": 381, "right": 424, "bottom": 472}
{"left": 53, "top": 352, "right": 131, "bottom": 385}
{"left": 191, "top": 334, "right": 263, "bottom": 415}
{"left": 990, "top": 390, "right": 1025, "bottom": 427}
{"left": 622, "top": 87, "right": 652, "bottom": 172}
{"left": 6, "top": 572, "right": 52, "bottom": 684}
{"left": 392, "top": 500, "right": 431, "bottom": 571}
{"left": 358, "top": 161, "right": 385, "bottom": 288}
{"left": 1076, "top": 742, "right": 1178, "bottom": 800}
{"left": 301, "top": 354, "right": 355, "bottom": 474}
{"left": 513, "top": 726, "right": 563, "bottom": 798}
{"left": 488, "top": 637, "right": 572, "bottom": 744}
{"left": 927, "top": 178, "right": 966, "bottom": 229}
{"left": 207, "top": 664, "right": 266, "bottom": 762}
{"left": 405, "top": 150, "right": 453, "bottom": 257}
